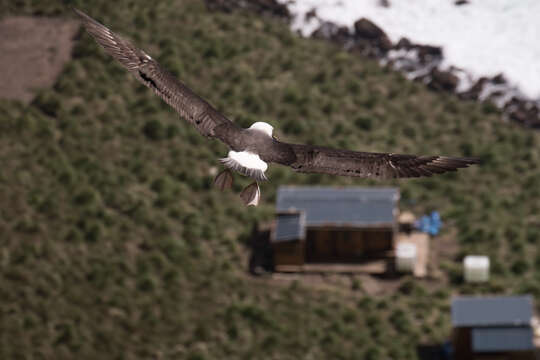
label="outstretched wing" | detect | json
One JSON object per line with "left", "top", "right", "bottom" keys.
{"left": 282, "top": 143, "right": 479, "bottom": 179}
{"left": 74, "top": 8, "right": 240, "bottom": 142}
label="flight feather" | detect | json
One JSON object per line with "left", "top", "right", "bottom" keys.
{"left": 282, "top": 144, "right": 479, "bottom": 179}
{"left": 74, "top": 8, "right": 239, "bottom": 141}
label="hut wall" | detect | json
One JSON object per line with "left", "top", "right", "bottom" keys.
{"left": 453, "top": 327, "right": 473, "bottom": 360}
{"left": 273, "top": 240, "right": 304, "bottom": 266}
{"left": 305, "top": 227, "right": 394, "bottom": 263}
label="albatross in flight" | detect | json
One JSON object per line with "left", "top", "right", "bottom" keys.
{"left": 74, "top": 9, "right": 479, "bottom": 206}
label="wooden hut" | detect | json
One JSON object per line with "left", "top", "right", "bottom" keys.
{"left": 271, "top": 187, "right": 399, "bottom": 272}
{"left": 451, "top": 295, "right": 535, "bottom": 360}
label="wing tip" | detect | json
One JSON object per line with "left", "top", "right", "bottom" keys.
{"left": 437, "top": 156, "right": 482, "bottom": 167}
{"left": 72, "top": 7, "right": 85, "bottom": 17}
{"left": 73, "top": 7, "right": 112, "bottom": 39}
{"left": 73, "top": 7, "right": 98, "bottom": 25}
{"left": 390, "top": 154, "right": 480, "bottom": 179}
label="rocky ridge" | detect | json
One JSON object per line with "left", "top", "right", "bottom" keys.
{"left": 207, "top": 0, "right": 540, "bottom": 128}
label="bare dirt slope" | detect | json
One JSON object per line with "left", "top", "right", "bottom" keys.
{"left": 0, "top": 16, "right": 78, "bottom": 103}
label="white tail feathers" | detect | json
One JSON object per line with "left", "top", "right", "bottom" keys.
{"left": 220, "top": 151, "right": 268, "bottom": 181}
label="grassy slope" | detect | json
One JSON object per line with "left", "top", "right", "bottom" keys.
{"left": 1, "top": 0, "right": 539, "bottom": 359}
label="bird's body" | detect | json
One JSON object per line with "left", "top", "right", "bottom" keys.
{"left": 74, "top": 9, "right": 480, "bottom": 205}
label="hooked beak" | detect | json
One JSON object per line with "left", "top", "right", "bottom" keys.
{"left": 213, "top": 169, "right": 233, "bottom": 191}
{"left": 240, "top": 182, "right": 260, "bottom": 206}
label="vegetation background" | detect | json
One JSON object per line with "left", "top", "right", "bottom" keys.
{"left": 1, "top": 0, "right": 539, "bottom": 359}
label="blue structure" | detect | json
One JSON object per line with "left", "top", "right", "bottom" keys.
{"left": 451, "top": 295, "right": 535, "bottom": 358}
{"left": 415, "top": 211, "right": 442, "bottom": 235}
{"left": 275, "top": 186, "right": 399, "bottom": 242}
{"left": 273, "top": 212, "right": 305, "bottom": 243}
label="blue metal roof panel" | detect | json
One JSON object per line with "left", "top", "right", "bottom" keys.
{"left": 276, "top": 187, "right": 399, "bottom": 227}
{"left": 472, "top": 327, "right": 534, "bottom": 352}
{"left": 451, "top": 295, "right": 533, "bottom": 327}
{"left": 274, "top": 212, "right": 305, "bottom": 243}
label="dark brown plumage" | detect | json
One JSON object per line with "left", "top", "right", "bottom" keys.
{"left": 73, "top": 8, "right": 240, "bottom": 142}
{"left": 284, "top": 145, "right": 479, "bottom": 179}
{"left": 74, "top": 8, "right": 479, "bottom": 182}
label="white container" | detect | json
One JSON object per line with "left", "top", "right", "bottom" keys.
{"left": 464, "top": 255, "right": 490, "bottom": 283}
{"left": 396, "top": 242, "right": 417, "bottom": 273}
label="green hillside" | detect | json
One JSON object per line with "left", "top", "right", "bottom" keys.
{"left": 1, "top": 0, "right": 539, "bottom": 359}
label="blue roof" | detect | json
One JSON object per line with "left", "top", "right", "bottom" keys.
{"left": 274, "top": 212, "right": 306, "bottom": 243}
{"left": 472, "top": 327, "right": 534, "bottom": 352}
{"left": 273, "top": 187, "right": 399, "bottom": 242}
{"left": 276, "top": 187, "right": 399, "bottom": 227}
{"left": 451, "top": 295, "right": 533, "bottom": 327}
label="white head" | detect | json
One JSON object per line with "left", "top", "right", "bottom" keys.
{"left": 249, "top": 122, "right": 273, "bottom": 137}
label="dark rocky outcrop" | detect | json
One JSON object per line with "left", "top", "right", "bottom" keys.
{"left": 312, "top": 21, "right": 352, "bottom": 45}
{"left": 352, "top": 18, "right": 393, "bottom": 55}
{"left": 305, "top": 8, "right": 318, "bottom": 21}
{"left": 393, "top": 38, "right": 443, "bottom": 74}
{"left": 395, "top": 38, "right": 443, "bottom": 62}
{"left": 396, "top": 37, "right": 412, "bottom": 49}
{"left": 353, "top": 18, "right": 387, "bottom": 41}
{"left": 460, "top": 77, "right": 488, "bottom": 100}
{"left": 492, "top": 73, "right": 507, "bottom": 85}
{"left": 311, "top": 17, "right": 393, "bottom": 57}
{"left": 428, "top": 69, "right": 459, "bottom": 92}
{"left": 206, "top": 1, "right": 540, "bottom": 129}
{"left": 415, "top": 45, "right": 443, "bottom": 63}
{"left": 311, "top": 18, "right": 540, "bottom": 128}
{"left": 505, "top": 98, "right": 540, "bottom": 128}
{"left": 310, "top": 18, "right": 393, "bottom": 57}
